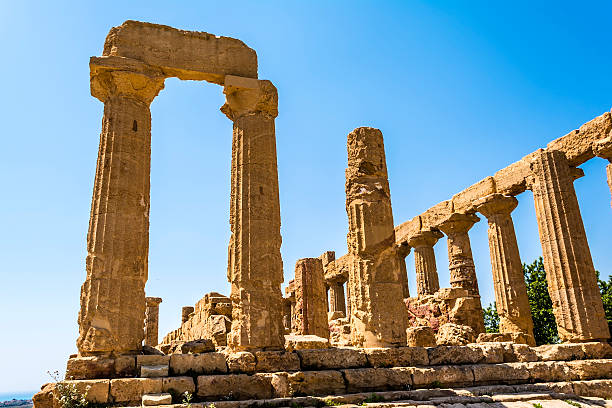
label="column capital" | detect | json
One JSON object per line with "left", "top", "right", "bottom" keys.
{"left": 90, "top": 63, "right": 165, "bottom": 104}
{"left": 474, "top": 193, "right": 518, "bottom": 218}
{"left": 594, "top": 136, "right": 612, "bottom": 162}
{"left": 437, "top": 212, "right": 479, "bottom": 235}
{"left": 145, "top": 297, "right": 163, "bottom": 307}
{"left": 407, "top": 229, "right": 444, "bottom": 248}
{"left": 396, "top": 242, "right": 411, "bottom": 258}
{"left": 221, "top": 75, "right": 278, "bottom": 121}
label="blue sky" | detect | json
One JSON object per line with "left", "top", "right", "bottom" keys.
{"left": 1, "top": 0, "right": 611, "bottom": 395}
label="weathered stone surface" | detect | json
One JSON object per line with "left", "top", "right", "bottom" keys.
{"left": 180, "top": 339, "right": 215, "bottom": 354}
{"left": 169, "top": 352, "right": 227, "bottom": 375}
{"left": 287, "top": 370, "right": 345, "bottom": 396}
{"left": 161, "top": 376, "right": 195, "bottom": 396}
{"left": 254, "top": 351, "right": 301, "bottom": 372}
{"left": 293, "top": 258, "right": 329, "bottom": 339}
{"left": 142, "top": 393, "right": 172, "bottom": 406}
{"left": 109, "top": 378, "right": 162, "bottom": 403}
{"left": 436, "top": 323, "right": 477, "bottom": 346}
{"left": 437, "top": 213, "right": 485, "bottom": 335}
{"left": 564, "top": 359, "right": 612, "bottom": 380}
{"left": 33, "top": 384, "right": 56, "bottom": 408}
{"left": 298, "top": 348, "right": 367, "bottom": 370}
{"left": 412, "top": 365, "right": 474, "bottom": 387}
{"left": 428, "top": 344, "right": 504, "bottom": 366}
{"left": 572, "top": 379, "right": 612, "bottom": 398}
{"left": 345, "top": 127, "right": 408, "bottom": 347}
{"left": 472, "top": 363, "right": 530, "bottom": 384}
{"left": 223, "top": 77, "right": 285, "bottom": 352}
{"left": 102, "top": 20, "right": 258, "bottom": 83}
{"left": 196, "top": 374, "right": 273, "bottom": 400}
{"left": 475, "top": 194, "right": 535, "bottom": 345}
{"left": 343, "top": 368, "right": 412, "bottom": 392}
{"left": 524, "top": 361, "right": 571, "bottom": 382}
{"left": 114, "top": 355, "right": 137, "bottom": 377}
{"left": 137, "top": 355, "right": 170, "bottom": 370}
{"left": 140, "top": 364, "right": 168, "bottom": 378}
{"left": 63, "top": 380, "right": 110, "bottom": 403}
{"left": 477, "top": 332, "right": 533, "bottom": 346}
{"left": 284, "top": 334, "right": 330, "bottom": 351}
{"left": 144, "top": 297, "right": 162, "bottom": 347}
{"left": 500, "top": 343, "right": 538, "bottom": 363}
{"left": 529, "top": 149, "right": 610, "bottom": 342}
{"left": 406, "top": 326, "right": 437, "bottom": 347}
{"left": 364, "top": 347, "right": 429, "bottom": 367}
{"left": 65, "top": 356, "right": 114, "bottom": 380}
{"left": 408, "top": 230, "right": 443, "bottom": 296}
{"left": 226, "top": 351, "right": 257, "bottom": 373}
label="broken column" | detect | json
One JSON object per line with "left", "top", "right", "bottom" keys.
{"left": 293, "top": 258, "right": 329, "bottom": 338}
{"left": 438, "top": 212, "right": 485, "bottom": 334}
{"left": 182, "top": 306, "right": 194, "bottom": 324}
{"left": 222, "top": 76, "right": 285, "bottom": 351}
{"left": 475, "top": 194, "right": 535, "bottom": 345}
{"left": 144, "top": 297, "right": 162, "bottom": 347}
{"left": 345, "top": 127, "right": 408, "bottom": 347}
{"left": 529, "top": 149, "right": 610, "bottom": 342}
{"left": 407, "top": 229, "right": 443, "bottom": 296}
{"left": 77, "top": 64, "right": 165, "bottom": 356}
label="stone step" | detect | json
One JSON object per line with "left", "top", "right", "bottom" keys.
{"left": 141, "top": 364, "right": 170, "bottom": 378}
{"left": 142, "top": 393, "right": 172, "bottom": 406}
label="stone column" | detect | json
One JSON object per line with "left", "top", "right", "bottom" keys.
{"left": 346, "top": 127, "right": 408, "bottom": 347}
{"left": 407, "top": 230, "right": 443, "bottom": 296}
{"left": 222, "top": 76, "right": 285, "bottom": 351}
{"left": 144, "top": 297, "right": 162, "bottom": 347}
{"left": 328, "top": 281, "right": 347, "bottom": 317}
{"left": 529, "top": 149, "right": 610, "bottom": 342}
{"left": 77, "top": 66, "right": 165, "bottom": 356}
{"left": 438, "top": 212, "right": 485, "bottom": 334}
{"left": 293, "top": 258, "right": 329, "bottom": 338}
{"left": 475, "top": 194, "right": 535, "bottom": 345}
{"left": 397, "top": 244, "right": 411, "bottom": 299}
{"left": 182, "top": 306, "right": 194, "bottom": 324}
{"left": 282, "top": 297, "right": 292, "bottom": 331}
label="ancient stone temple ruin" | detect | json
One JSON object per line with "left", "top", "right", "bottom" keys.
{"left": 33, "top": 20, "right": 612, "bottom": 408}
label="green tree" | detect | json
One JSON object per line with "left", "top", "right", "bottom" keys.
{"left": 596, "top": 271, "right": 612, "bottom": 333}
{"left": 523, "top": 257, "right": 559, "bottom": 345}
{"left": 483, "top": 302, "right": 499, "bottom": 333}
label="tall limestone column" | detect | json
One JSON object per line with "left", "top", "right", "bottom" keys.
{"left": 397, "top": 244, "right": 411, "bottom": 298}
{"left": 77, "top": 66, "right": 165, "bottom": 356}
{"left": 222, "top": 76, "right": 285, "bottom": 351}
{"left": 408, "top": 230, "right": 443, "bottom": 296}
{"left": 475, "top": 194, "right": 535, "bottom": 344}
{"left": 346, "top": 127, "right": 408, "bottom": 347}
{"left": 293, "top": 258, "right": 329, "bottom": 338}
{"left": 144, "top": 297, "right": 162, "bottom": 347}
{"left": 438, "top": 212, "right": 485, "bottom": 334}
{"left": 529, "top": 149, "right": 610, "bottom": 342}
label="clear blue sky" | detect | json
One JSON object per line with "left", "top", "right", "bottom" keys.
{"left": 1, "top": 0, "right": 611, "bottom": 395}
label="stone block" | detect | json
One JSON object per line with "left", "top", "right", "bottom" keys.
{"left": 136, "top": 355, "right": 170, "bottom": 369}
{"left": 364, "top": 347, "right": 429, "bottom": 367}
{"left": 33, "top": 383, "right": 56, "bottom": 408}
{"left": 435, "top": 288, "right": 470, "bottom": 300}
{"left": 493, "top": 157, "right": 532, "bottom": 196}
{"left": 196, "top": 374, "right": 272, "bottom": 400}
{"left": 62, "top": 380, "right": 110, "bottom": 403}
{"left": 525, "top": 361, "right": 571, "bottom": 382}
{"left": 141, "top": 364, "right": 169, "bottom": 377}
{"left": 285, "top": 334, "right": 330, "bottom": 351}
{"left": 572, "top": 379, "right": 612, "bottom": 398}
{"left": 412, "top": 365, "right": 474, "bottom": 387}
{"left": 501, "top": 343, "right": 538, "bottom": 363}
{"left": 110, "top": 378, "right": 163, "bottom": 403}
{"left": 288, "top": 370, "right": 345, "bottom": 397}
{"left": 342, "top": 368, "right": 412, "bottom": 393}
{"left": 114, "top": 355, "right": 137, "bottom": 377}
{"left": 406, "top": 326, "right": 437, "bottom": 347}
{"left": 298, "top": 348, "right": 367, "bottom": 370}
{"left": 436, "top": 323, "right": 477, "bottom": 346}
{"left": 451, "top": 177, "right": 496, "bottom": 214}
{"left": 534, "top": 343, "right": 586, "bottom": 361}
{"left": 428, "top": 344, "right": 504, "bottom": 366}
{"left": 162, "top": 376, "right": 195, "bottom": 397}
{"left": 581, "top": 342, "right": 612, "bottom": 359}
{"left": 65, "top": 356, "right": 114, "bottom": 380}
{"left": 180, "top": 339, "right": 215, "bottom": 354}
{"left": 565, "top": 359, "right": 612, "bottom": 380}
{"left": 267, "top": 372, "right": 290, "bottom": 398}
{"left": 170, "top": 352, "right": 227, "bottom": 375}
{"left": 142, "top": 393, "right": 172, "bottom": 406}
{"left": 226, "top": 351, "right": 256, "bottom": 373}
{"left": 471, "top": 363, "right": 529, "bottom": 384}
{"left": 254, "top": 351, "right": 301, "bottom": 372}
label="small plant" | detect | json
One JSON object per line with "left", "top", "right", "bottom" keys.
{"left": 564, "top": 401, "right": 581, "bottom": 408}
{"left": 532, "top": 404, "right": 543, "bottom": 408}
{"left": 182, "top": 391, "right": 193, "bottom": 408}
{"left": 324, "top": 399, "right": 342, "bottom": 406}
{"left": 48, "top": 371, "right": 89, "bottom": 408}
{"left": 364, "top": 394, "right": 384, "bottom": 404}
{"left": 207, "top": 403, "right": 216, "bottom": 408}
{"left": 429, "top": 380, "right": 442, "bottom": 389}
